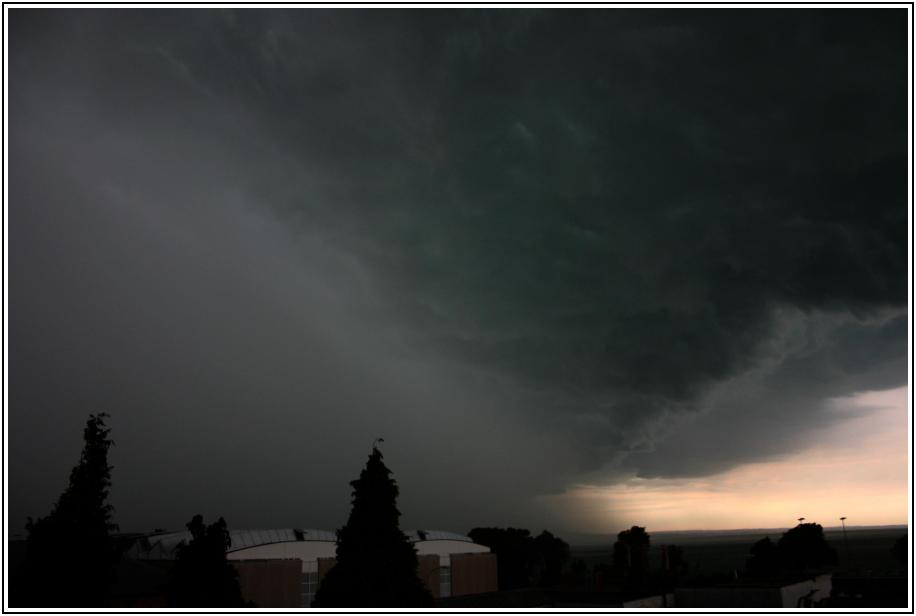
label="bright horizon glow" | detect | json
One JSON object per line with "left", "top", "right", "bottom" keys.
{"left": 543, "top": 387, "right": 909, "bottom": 533}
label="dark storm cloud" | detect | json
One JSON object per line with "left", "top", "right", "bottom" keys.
{"left": 621, "top": 309, "right": 908, "bottom": 478}
{"left": 9, "top": 9, "right": 908, "bottom": 532}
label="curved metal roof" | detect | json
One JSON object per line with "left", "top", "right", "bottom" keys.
{"left": 129, "top": 528, "right": 473, "bottom": 559}
{"left": 133, "top": 528, "right": 336, "bottom": 559}
{"left": 228, "top": 528, "right": 339, "bottom": 551}
{"left": 405, "top": 530, "right": 474, "bottom": 543}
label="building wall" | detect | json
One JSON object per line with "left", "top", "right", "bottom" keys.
{"left": 622, "top": 593, "right": 675, "bottom": 608}
{"left": 414, "top": 540, "right": 490, "bottom": 558}
{"left": 779, "top": 574, "right": 832, "bottom": 607}
{"left": 676, "top": 575, "right": 833, "bottom": 608}
{"left": 417, "top": 554, "right": 442, "bottom": 598}
{"left": 233, "top": 559, "right": 302, "bottom": 608}
{"left": 316, "top": 552, "right": 496, "bottom": 600}
{"left": 226, "top": 539, "right": 488, "bottom": 571}
{"left": 125, "top": 530, "right": 492, "bottom": 606}
{"left": 317, "top": 556, "right": 337, "bottom": 582}
{"left": 227, "top": 540, "right": 337, "bottom": 569}
{"left": 451, "top": 552, "right": 498, "bottom": 596}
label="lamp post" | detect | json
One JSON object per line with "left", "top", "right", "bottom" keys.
{"left": 840, "top": 516, "right": 849, "bottom": 553}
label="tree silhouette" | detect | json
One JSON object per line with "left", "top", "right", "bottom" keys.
{"left": 777, "top": 523, "right": 837, "bottom": 572}
{"left": 533, "top": 530, "right": 571, "bottom": 587}
{"left": 613, "top": 526, "right": 650, "bottom": 591}
{"left": 746, "top": 536, "right": 779, "bottom": 575}
{"left": 20, "top": 413, "right": 119, "bottom": 606}
{"left": 168, "top": 514, "right": 246, "bottom": 607}
{"left": 745, "top": 524, "right": 837, "bottom": 578}
{"left": 664, "top": 544, "right": 688, "bottom": 576}
{"left": 312, "top": 446, "right": 432, "bottom": 607}
{"left": 613, "top": 526, "right": 650, "bottom": 570}
{"left": 569, "top": 558, "right": 589, "bottom": 587}
{"left": 469, "top": 527, "right": 536, "bottom": 589}
{"left": 468, "top": 527, "right": 569, "bottom": 589}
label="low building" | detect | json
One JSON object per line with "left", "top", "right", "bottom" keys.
{"left": 675, "top": 573, "right": 832, "bottom": 608}
{"left": 125, "top": 528, "right": 496, "bottom": 607}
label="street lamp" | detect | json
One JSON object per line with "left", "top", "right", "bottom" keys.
{"left": 840, "top": 517, "right": 849, "bottom": 552}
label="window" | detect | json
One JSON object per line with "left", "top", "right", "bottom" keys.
{"left": 439, "top": 566, "right": 451, "bottom": 598}
{"left": 301, "top": 571, "right": 319, "bottom": 607}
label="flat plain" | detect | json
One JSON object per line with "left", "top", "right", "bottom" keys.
{"left": 570, "top": 526, "right": 908, "bottom": 578}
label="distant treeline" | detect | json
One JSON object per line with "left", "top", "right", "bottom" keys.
{"left": 467, "top": 527, "right": 570, "bottom": 589}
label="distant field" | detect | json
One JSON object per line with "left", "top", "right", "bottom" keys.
{"left": 570, "top": 527, "right": 909, "bottom": 578}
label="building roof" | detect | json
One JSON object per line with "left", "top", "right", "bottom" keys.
{"left": 127, "top": 528, "right": 474, "bottom": 560}
{"left": 404, "top": 530, "right": 474, "bottom": 543}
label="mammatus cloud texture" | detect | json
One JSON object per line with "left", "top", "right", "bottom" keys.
{"left": 9, "top": 10, "right": 908, "bottom": 533}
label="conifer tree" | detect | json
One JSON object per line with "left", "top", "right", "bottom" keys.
{"left": 21, "top": 413, "right": 119, "bottom": 606}
{"left": 313, "top": 445, "right": 433, "bottom": 607}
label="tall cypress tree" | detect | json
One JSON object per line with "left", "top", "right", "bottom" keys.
{"left": 20, "top": 413, "right": 119, "bottom": 606}
{"left": 312, "top": 445, "right": 433, "bottom": 607}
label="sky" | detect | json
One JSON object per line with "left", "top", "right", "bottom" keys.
{"left": 7, "top": 9, "right": 910, "bottom": 538}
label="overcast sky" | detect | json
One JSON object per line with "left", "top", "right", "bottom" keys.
{"left": 8, "top": 9, "right": 909, "bottom": 537}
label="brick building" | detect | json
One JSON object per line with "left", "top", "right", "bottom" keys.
{"left": 124, "top": 528, "right": 497, "bottom": 607}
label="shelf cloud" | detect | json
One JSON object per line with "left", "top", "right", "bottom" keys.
{"left": 8, "top": 9, "right": 908, "bottom": 533}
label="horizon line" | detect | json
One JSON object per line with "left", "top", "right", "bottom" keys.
{"left": 565, "top": 522, "right": 910, "bottom": 537}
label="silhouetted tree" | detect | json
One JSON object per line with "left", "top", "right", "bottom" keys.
{"left": 468, "top": 527, "right": 536, "bottom": 589}
{"left": 613, "top": 538, "right": 632, "bottom": 569}
{"left": 593, "top": 562, "right": 614, "bottom": 589}
{"left": 614, "top": 526, "right": 650, "bottom": 569}
{"left": 777, "top": 523, "right": 837, "bottom": 572}
{"left": 569, "top": 558, "right": 589, "bottom": 587}
{"left": 168, "top": 515, "right": 246, "bottom": 607}
{"left": 745, "top": 524, "right": 837, "bottom": 578}
{"left": 664, "top": 544, "right": 688, "bottom": 576}
{"left": 651, "top": 544, "right": 689, "bottom": 592}
{"left": 533, "top": 530, "right": 570, "bottom": 587}
{"left": 746, "top": 536, "right": 779, "bottom": 576}
{"left": 20, "top": 413, "right": 119, "bottom": 606}
{"left": 613, "top": 526, "right": 650, "bottom": 589}
{"left": 312, "top": 446, "right": 432, "bottom": 607}
{"left": 468, "top": 527, "right": 569, "bottom": 589}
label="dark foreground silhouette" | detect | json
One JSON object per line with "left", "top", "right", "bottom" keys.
{"left": 312, "top": 445, "right": 433, "bottom": 607}
{"left": 14, "top": 415, "right": 248, "bottom": 608}
{"left": 168, "top": 515, "right": 247, "bottom": 607}
{"left": 468, "top": 527, "right": 570, "bottom": 590}
{"left": 12, "top": 414, "right": 906, "bottom": 608}
{"left": 18, "top": 414, "right": 119, "bottom": 607}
